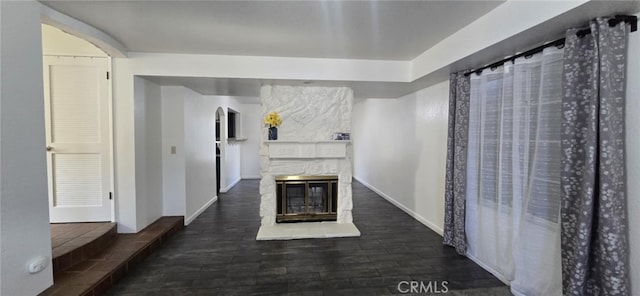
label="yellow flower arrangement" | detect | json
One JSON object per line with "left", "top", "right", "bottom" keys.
{"left": 264, "top": 111, "right": 282, "bottom": 128}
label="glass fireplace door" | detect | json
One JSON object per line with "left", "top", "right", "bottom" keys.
{"left": 276, "top": 176, "right": 338, "bottom": 223}
{"left": 308, "top": 182, "right": 329, "bottom": 213}
{"left": 285, "top": 182, "right": 306, "bottom": 214}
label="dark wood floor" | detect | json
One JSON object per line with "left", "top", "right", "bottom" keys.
{"left": 107, "top": 180, "right": 508, "bottom": 295}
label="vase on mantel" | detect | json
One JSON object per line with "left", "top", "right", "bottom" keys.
{"left": 268, "top": 127, "right": 278, "bottom": 140}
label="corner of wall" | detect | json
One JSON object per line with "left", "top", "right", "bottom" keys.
{"left": 625, "top": 24, "right": 640, "bottom": 296}
{"left": 184, "top": 196, "right": 218, "bottom": 225}
{"left": 220, "top": 177, "right": 241, "bottom": 193}
{"left": 183, "top": 88, "right": 217, "bottom": 222}
{"left": 1, "top": 1, "right": 54, "bottom": 294}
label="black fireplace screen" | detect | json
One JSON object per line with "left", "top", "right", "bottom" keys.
{"left": 276, "top": 176, "right": 338, "bottom": 222}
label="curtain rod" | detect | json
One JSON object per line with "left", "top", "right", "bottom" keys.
{"left": 464, "top": 15, "right": 638, "bottom": 77}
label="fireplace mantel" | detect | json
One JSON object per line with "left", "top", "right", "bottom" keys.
{"left": 265, "top": 140, "right": 350, "bottom": 159}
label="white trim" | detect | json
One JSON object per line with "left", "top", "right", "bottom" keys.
{"left": 107, "top": 57, "right": 116, "bottom": 223}
{"left": 241, "top": 175, "right": 261, "bottom": 179}
{"left": 43, "top": 53, "right": 107, "bottom": 58}
{"left": 220, "top": 177, "right": 241, "bottom": 193}
{"left": 465, "top": 253, "right": 513, "bottom": 284}
{"left": 465, "top": 253, "right": 511, "bottom": 285}
{"left": 354, "top": 176, "right": 444, "bottom": 236}
{"left": 185, "top": 195, "right": 217, "bottom": 225}
{"left": 40, "top": 3, "right": 128, "bottom": 58}
{"left": 466, "top": 253, "right": 538, "bottom": 296}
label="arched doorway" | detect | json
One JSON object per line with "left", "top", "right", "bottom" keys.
{"left": 215, "top": 107, "right": 226, "bottom": 196}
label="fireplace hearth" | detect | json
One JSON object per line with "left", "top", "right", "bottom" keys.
{"left": 276, "top": 176, "right": 338, "bottom": 223}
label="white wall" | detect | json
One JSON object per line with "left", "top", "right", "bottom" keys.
{"left": 225, "top": 142, "right": 242, "bottom": 189}
{"left": 625, "top": 18, "right": 640, "bottom": 295}
{"left": 159, "top": 88, "right": 242, "bottom": 224}
{"left": 144, "top": 80, "right": 163, "bottom": 227}
{"left": 222, "top": 101, "right": 242, "bottom": 191}
{"left": 353, "top": 81, "right": 449, "bottom": 234}
{"left": 240, "top": 104, "right": 261, "bottom": 179}
{"left": 41, "top": 24, "right": 106, "bottom": 57}
{"left": 133, "top": 77, "right": 163, "bottom": 230}
{"left": 112, "top": 59, "right": 137, "bottom": 232}
{"left": 161, "top": 86, "right": 186, "bottom": 217}
{"left": 133, "top": 77, "right": 146, "bottom": 229}
{"left": 184, "top": 88, "right": 217, "bottom": 224}
{"left": 0, "top": 1, "right": 54, "bottom": 295}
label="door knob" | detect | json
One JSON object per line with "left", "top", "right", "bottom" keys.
{"left": 46, "top": 146, "right": 54, "bottom": 151}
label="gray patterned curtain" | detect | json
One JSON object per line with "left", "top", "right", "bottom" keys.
{"left": 561, "top": 18, "right": 630, "bottom": 295}
{"left": 443, "top": 72, "right": 470, "bottom": 255}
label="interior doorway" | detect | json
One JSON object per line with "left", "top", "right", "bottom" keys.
{"left": 42, "top": 24, "right": 114, "bottom": 223}
{"left": 216, "top": 107, "right": 226, "bottom": 196}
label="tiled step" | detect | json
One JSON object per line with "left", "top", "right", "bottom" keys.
{"left": 42, "top": 217, "right": 184, "bottom": 296}
{"left": 51, "top": 222, "right": 118, "bottom": 275}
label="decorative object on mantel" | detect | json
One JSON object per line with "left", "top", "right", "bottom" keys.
{"left": 265, "top": 111, "right": 282, "bottom": 140}
{"left": 332, "top": 132, "right": 350, "bottom": 140}
{"left": 268, "top": 127, "right": 278, "bottom": 141}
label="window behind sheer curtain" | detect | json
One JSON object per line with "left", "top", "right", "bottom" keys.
{"left": 465, "top": 47, "right": 563, "bottom": 295}
{"left": 467, "top": 49, "right": 563, "bottom": 223}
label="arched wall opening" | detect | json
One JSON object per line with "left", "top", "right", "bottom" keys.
{"left": 216, "top": 107, "right": 226, "bottom": 195}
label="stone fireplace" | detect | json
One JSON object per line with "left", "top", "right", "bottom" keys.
{"left": 257, "top": 85, "right": 360, "bottom": 240}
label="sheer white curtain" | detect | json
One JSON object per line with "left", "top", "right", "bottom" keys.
{"left": 465, "top": 47, "right": 563, "bottom": 296}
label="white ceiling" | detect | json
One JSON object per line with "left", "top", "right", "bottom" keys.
{"left": 42, "top": 0, "right": 505, "bottom": 100}
{"left": 41, "top": 0, "right": 503, "bottom": 60}
{"left": 40, "top": 1, "right": 640, "bottom": 100}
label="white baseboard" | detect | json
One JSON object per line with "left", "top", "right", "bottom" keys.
{"left": 241, "top": 175, "right": 261, "bottom": 179}
{"left": 353, "top": 176, "right": 444, "bottom": 236}
{"left": 185, "top": 195, "right": 217, "bottom": 225}
{"left": 465, "top": 253, "right": 512, "bottom": 286}
{"left": 220, "top": 177, "right": 241, "bottom": 193}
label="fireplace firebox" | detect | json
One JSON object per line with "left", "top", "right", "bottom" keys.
{"left": 276, "top": 176, "right": 338, "bottom": 223}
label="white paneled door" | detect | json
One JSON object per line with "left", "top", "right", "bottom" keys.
{"left": 44, "top": 56, "right": 112, "bottom": 222}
